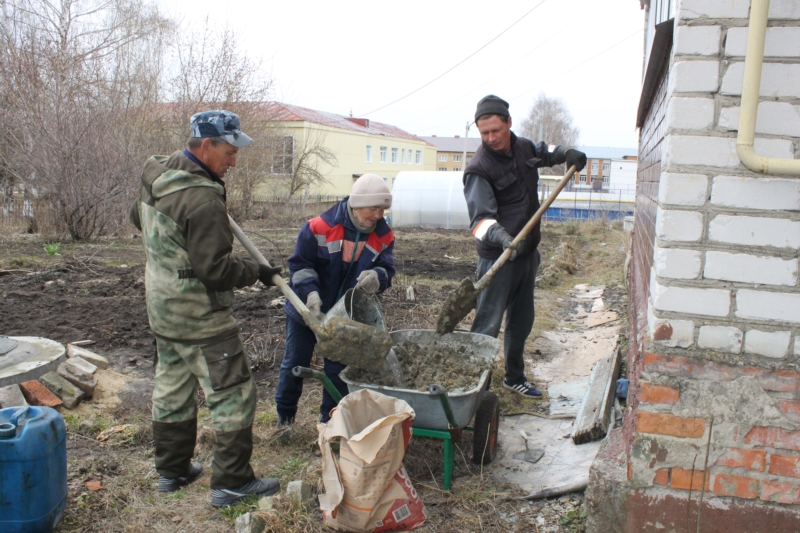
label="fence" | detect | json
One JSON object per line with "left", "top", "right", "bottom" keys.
{"left": 538, "top": 183, "right": 635, "bottom": 222}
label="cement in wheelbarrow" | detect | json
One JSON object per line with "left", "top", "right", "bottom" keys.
{"left": 340, "top": 329, "right": 500, "bottom": 430}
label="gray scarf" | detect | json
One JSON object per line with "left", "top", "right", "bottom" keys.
{"left": 346, "top": 199, "right": 377, "bottom": 234}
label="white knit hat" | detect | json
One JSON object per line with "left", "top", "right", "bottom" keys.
{"left": 349, "top": 173, "right": 392, "bottom": 208}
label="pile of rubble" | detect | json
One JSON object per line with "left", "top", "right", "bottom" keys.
{"left": 0, "top": 342, "right": 108, "bottom": 409}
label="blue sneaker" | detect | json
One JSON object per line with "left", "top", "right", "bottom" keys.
{"left": 503, "top": 378, "right": 542, "bottom": 398}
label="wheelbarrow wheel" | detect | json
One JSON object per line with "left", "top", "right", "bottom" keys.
{"left": 471, "top": 391, "right": 499, "bottom": 465}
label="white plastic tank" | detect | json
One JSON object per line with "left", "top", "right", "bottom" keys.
{"left": 390, "top": 171, "right": 470, "bottom": 229}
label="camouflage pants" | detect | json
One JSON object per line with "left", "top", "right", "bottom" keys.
{"left": 152, "top": 332, "right": 257, "bottom": 488}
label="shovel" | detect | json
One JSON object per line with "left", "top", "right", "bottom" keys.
{"left": 228, "top": 216, "right": 394, "bottom": 370}
{"left": 435, "top": 165, "right": 579, "bottom": 334}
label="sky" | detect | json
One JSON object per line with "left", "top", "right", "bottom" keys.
{"left": 160, "top": 0, "right": 645, "bottom": 149}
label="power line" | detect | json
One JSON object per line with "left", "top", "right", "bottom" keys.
{"left": 358, "top": 0, "right": 546, "bottom": 117}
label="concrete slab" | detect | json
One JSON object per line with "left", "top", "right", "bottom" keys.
{"left": 0, "top": 337, "right": 66, "bottom": 388}
{"left": 548, "top": 381, "right": 588, "bottom": 417}
{"left": 0, "top": 384, "right": 28, "bottom": 408}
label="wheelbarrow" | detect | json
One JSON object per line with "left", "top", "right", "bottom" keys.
{"left": 293, "top": 329, "right": 502, "bottom": 490}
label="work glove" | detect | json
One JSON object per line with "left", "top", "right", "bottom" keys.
{"left": 354, "top": 270, "right": 380, "bottom": 294}
{"left": 306, "top": 291, "right": 324, "bottom": 321}
{"left": 486, "top": 224, "right": 518, "bottom": 261}
{"left": 565, "top": 148, "right": 587, "bottom": 172}
{"left": 258, "top": 264, "right": 282, "bottom": 287}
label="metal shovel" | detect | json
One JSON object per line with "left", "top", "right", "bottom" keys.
{"left": 435, "top": 165, "right": 579, "bottom": 334}
{"left": 228, "top": 216, "right": 393, "bottom": 370}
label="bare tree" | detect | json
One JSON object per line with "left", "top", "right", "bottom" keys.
{"left": 518, "top": 93, "right": 580, "bottom": 176}
{"left": 0, "top": 0, "right": 171, "bottom": 239}
{"left": 272, "top": 127, "right": 337, "bottom": 203}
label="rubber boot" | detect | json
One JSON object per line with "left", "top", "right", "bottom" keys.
{"left": 211, "top": 425, "right": 256, "bottom": 489}
{"left": 152, "top": 418, "right": 197, "bottom": 479}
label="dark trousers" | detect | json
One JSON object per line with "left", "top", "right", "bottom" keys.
{"left": 274, "top": 315, "right": 348, "bottom": 423}
{"left": 470, "top": 249, "right": 540, "bottom": 384}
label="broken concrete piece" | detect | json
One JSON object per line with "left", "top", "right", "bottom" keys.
{"left": 234, "top": 512, "right": 266, "bottom": 533}
{"left": 39, "top": 371, "right": 84, "bottom": 409}
{"left": 258, "top": 495, "right": 276, "bottom": 511}
{"left": 57, "top": 362, "right": 98, "bottom": 395}
{"left": 66, "top": 356, "right": 98, "bottom": 375}
{"left": 0, "top": 384, "right": 28, "bottom": 408}
{"left": 19, "top": 380, "right": 62, "bottom": 408}
{"left": 287, "top": 480, "right": 312, "bottom": 505}
{"left": 66, "top": 345, "right": 108, "bottom": 369}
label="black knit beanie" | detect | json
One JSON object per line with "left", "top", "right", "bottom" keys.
{"left": 474, "top": 95, "right": 510, "bottom": 122}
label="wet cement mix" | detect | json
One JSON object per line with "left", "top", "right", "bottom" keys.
{"left": 346, "top": 337, "right": 491, "bottom": 392}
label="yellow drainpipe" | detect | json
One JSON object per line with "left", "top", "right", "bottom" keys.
{"left": 736, "top": 0, "right": 800, "bottom": 175}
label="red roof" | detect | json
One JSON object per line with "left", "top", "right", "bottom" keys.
{"left": 266, "top": 102, "right": 433, "bottom": 145}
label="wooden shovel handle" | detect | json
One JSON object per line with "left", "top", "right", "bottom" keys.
{"left": 474, "top": 165, "right": 578, "bottom": 292}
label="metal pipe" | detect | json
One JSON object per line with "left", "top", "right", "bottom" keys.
{"left": 736, "top": 0, "right": 800, "bottom": 175}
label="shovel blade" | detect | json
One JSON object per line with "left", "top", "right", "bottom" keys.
{"left": 435, "top": 277, "right": 479, "bottom": 335}
{"left": 314, "top": 316, "right": 393, "bottom": 370}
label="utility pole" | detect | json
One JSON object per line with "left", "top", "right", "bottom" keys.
{"left": 461, "top": 121, "right": 470, "bottom": 172}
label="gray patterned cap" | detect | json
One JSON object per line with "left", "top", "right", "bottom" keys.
{"left": 190, "top": 110, "right": 253, "bottom": 147}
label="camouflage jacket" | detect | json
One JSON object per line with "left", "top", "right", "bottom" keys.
{"left": 130, "top": 150, "right": 259, "bottom": 342}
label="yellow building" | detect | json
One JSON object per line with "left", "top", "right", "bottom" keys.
{"left": 420, "top": 136, "right": 482, "bottom": 172}
{"left": 263, "top": 102, "right": 437, "bottom": 197}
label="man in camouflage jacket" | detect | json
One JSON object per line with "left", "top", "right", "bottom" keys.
{"left": 130, "top": 110, "right": 282, "bottom": 507}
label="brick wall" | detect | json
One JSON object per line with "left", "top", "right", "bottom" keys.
{"left": 588, "top": 1, "right": 800, "bottom": 531}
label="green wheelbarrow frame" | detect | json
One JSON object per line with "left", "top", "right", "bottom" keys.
{"left": 291, "top": 366, "right": 500, "bottom": 491}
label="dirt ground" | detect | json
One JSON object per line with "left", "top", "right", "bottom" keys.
{"left": 0, "top": 218, "right": 629, "bottom": 533}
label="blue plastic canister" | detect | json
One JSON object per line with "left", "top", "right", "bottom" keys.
{"left": 0, "top": 406, "right": 68, "bottom": 533}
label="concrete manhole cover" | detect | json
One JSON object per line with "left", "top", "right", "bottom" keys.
{"left": 0, "top": 337, "right": 66, "bottom": 388}
{"left": 0, "top": 337, "right": 18, "bottom": 356}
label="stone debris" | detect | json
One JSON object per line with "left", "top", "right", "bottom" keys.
{"left": 287, "top": 480, "right": 313, "bottom": 505}
{"left": 0, "top": 384, "right": 28, "bottom": 408}
{"left": 258, "top": 495, "right": 276, "bottom": 511}
{"left": 66, "top": 356, "right": 98, "bottom": 375}
{"left": 19, "top": 379, "right": 63, "bottom": 408}
{"left": 234, "top": 512, "right": 266, "bottom": 533}
{"left": 66, "top": 344, "right": 109, "bottom": 369}
{"left": 57, "top": 362, "right": 98, "bottom": 396}
{"left": 39, "top": 371, "right": 85, "bottom": 409}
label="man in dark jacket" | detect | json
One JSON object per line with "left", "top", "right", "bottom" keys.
{"left": 274, "top": 173, "right": 395, "bottom": 426}
{"left": 463, "top": 95, "right": 586, "bottom": 397}
{"left": 130, "top": 110, "right": 283, "bottom": 507}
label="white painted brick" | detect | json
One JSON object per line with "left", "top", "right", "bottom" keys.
{"left": 679, "top": 0, "right": 750, "bottom": 19}
{"left": 721, "top": 62, "right": 800, "bottom": 98}
{"left": 675, "top": 25, "right": 721, "bottom": 56}
{"left": 704, "top": 251, "right": 798, "bottom": 286}
{"left": 726, "top": 27, "right": 800, "bottom": 57}
{"left": 744, "top": 330, "right": 792, "bottom": 358}
{"left": 667, "top": 97, "right": 715, "bottom": 130}
{"left": 770, "top": 0, "right": 800, "bottom": 19}
{"left": 655, "top": 207, "right": 704, "bottom": 242}
{"left": 658, "top": 172, "right": 708, "bottom": 206}
{"left": 711, "top": 175, "right": 800, "bottom": 211}
{"left": 655, "top": 245, "right": 703, "bottom": 279}
{"left": 663, "top": 135, "right": 794, "bottom": 169}
{"left": 736, "top": 290, "right": 800, "bottom": 324}
{"left": 708, "top": 215, "right": 800, "bottom": 249}
{"left": 795, "top": 336, "right": 800, "bottom": 356}
{"left": 718, "top": 102, "right": 800, "bottom": 137}
{"left": 670, "top": 61, "right": 720, "bottom": 93}
{"left": 651, "top": 313, "right": 696, "bottom": 348}
{"left": 698, "top": 325, "right": 743, "bottom": 353}
{"left": 652, "top": 280, "right": 731, "bottom": 317}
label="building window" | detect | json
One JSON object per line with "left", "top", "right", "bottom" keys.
{"left": 438, "top": 167, "right": 448, "bottom": 171}
{"left": 415, "top": 150, "right": 422, "bottom": 164}
{"left": 453, "top": 154, "right": 463, "bottom": 162}
{"left": 366, "top": 145, "right": 372, "bottom": 163}
{"left": 591, "top": 162, "right": 598, "bottom": 171}
{"left": 438, "top": 153, "right": 448, "bottom": 162}
{"left": 380, "top": 146, "right": 387, "bottom": 163}
{"left": 603, "top": 162, "right": 610, "bottom": 171}
{"left": 591, "top": 174, "right": 598, "bottom": 180}
{"left": 579, "top": 173, "right": 587, "bottom": 182}
{"left": 401, "top": 149, "right": 405, "bottom": 164}
{"left": 271, "top": 136, "right": 293, "bottom": 175}
{"left": 466, "top": 156, "right": 472, "bottom": 163}
{"left": 391, "top": 147, "right": 398, "bottom": 163}
{"left": 408, "top": 150, "right": 413, "bottom": 164}
{"left": 603, "top": 175, "right": 610, "bottom": 184}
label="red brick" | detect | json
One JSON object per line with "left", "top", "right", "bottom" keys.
{"left": 739, "top": 367, "right": 799, "bottom": 393}
{"left": 19, "top": 380, "right": 62, "bottom": 408}
{"left": 769, "top": 453, "right": 800, "bottom": 478}
{"left": 745, "top": 426, "right": 800, "bottom": 453}
{"left": 627, "top": 461, "right": 633, "bottom": 480}
{"left": 713, "top": 473, "right": 759, "bottom": 499}
{"left": 654, "top": 468, "right": 670, "bottom": 486}
{"left": 636, "top": 412, "right": 706, "bottom": 438}
{"left": 716, "top": 447, "right": 767, "bottom": 472}
{"left": 778, "top": 401, "right": 800, "bottom": 424}
{"left": 643, "top": 353, "right": 735, "bottom": 382}
{"left": 639, "top": 382, "right": 680, "bottom": 405}
{"left": 671, "top": 467, "right": 709, "bottom": 490}
{"left": 760, "top": 480, "right": 800, "bottom": 504}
